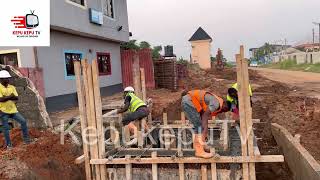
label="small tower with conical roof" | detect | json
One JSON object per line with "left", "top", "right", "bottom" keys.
{"left": 189, "top": 27, "right": 212, "bottom": 69}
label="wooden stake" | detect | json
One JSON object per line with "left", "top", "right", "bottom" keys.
{"left": 181, "top": 112, "right": 187, "bottom": 149}
{"left": 201, "top": 165, "right": 208, "bottom": 180}
{"left": 163, "top": 113, "right": 170, "bottom": 149}
{"left": 178, "top": 151, "right": 185, "bottom": 180}
{"left": 236, "top": 53, "right": 249, "bottom": 180}
{"left": 241, "top": 57, "right": 256, "bottom": 179}
{"left": 220, "top": 120, "right": 229, "bottom": 151}
{"left": 92, "top": 60, "right": 107, "bottom": 180}
{"left": 74, "top": 61, "right": 92, "bottom": 180}
{"left": 210, "top": 149, "right": 217, "bottom": 180}
{"left": 151, "top": 152, "right": 158, "bottom": 180}
{"left": 83, "top": 61, "right": 101, "bottom": 180}
{"left": 133, "top": 53, "right": 142, "bottom": 98}
{"left": 125, "top": 155, "right": 132, "bottom": 180}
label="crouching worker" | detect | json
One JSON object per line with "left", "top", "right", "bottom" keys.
{"left": 0, "top": 70, "right": 31, "bottom": 149}
{"left": 117, "top": 86, "right": 149, "bottom": 136}
{"left": 227, "top": 83, "right": 252, "bottom": 120}
{"left": 181, "top": 90, "right": 229, "bottom": 158}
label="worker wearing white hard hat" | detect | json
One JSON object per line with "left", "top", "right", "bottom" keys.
{"left": 0, "top": 70, "right": 31, "bottom": 149}
{"left": 117, "top": 86, "right": 149, "bottom": 138}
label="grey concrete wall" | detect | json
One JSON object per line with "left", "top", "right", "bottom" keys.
{"left": 0, "top": 47, "right": 36, "bottom": 67}
{"left": 51, "top": 0, "right": 129, "bottom": 42}
{"left": 37, "top": 30, "right": 123, "bottom": 98}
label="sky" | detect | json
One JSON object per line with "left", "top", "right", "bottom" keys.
{"left": 127, "top": 0, "right": 320, "bottom": 61}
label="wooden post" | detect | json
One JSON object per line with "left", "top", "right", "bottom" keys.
{"left": 163, "top": 113, "right": 170, "bottom": 149}
{"left": 81, "top": 60, "right": 101, "bottom": 180}
{"left": 140, "top": 68, "right": 147, "bottom": 147}
{"left": 220, "top": 120, "right": 229, "bottom": 151}
{"left": 133, "top": 53, "right": 143, "bottom": 148}
{"left": 125, "top": 155, "right": 132, "bottom": 180}
{"left": 240, "top": 53, "right": 256, "bottom": 179}
{"left": 201, "top": 165, "right": 208, "bottom": 180}
{"left": 151, "top": 152, "right": 158, "bottom": 180}
{"left": 236, "top": 53, "right": 249, "bottom": 180}
{"left": 133, "top": 53, "right": 142, "bottom": 98}
{"left": 92, "top": 60, "right": 107, "bottom": 180}
{"left": 74, "top": 61, "right": 92, "bottom": 180}
{"left": 210, "top": 149, "right": 217, "bottom": 180}
{"left": 181, "top": 112, "right": 187, "bottom": 149}
{"left": 178, "top": 151, "right": 185, "bottom": 180}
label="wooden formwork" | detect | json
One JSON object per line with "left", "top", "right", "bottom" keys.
{"left": 74, "top": 46, "right": 284, "bottom": 180}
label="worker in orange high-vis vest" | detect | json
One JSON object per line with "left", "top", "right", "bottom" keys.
{"left": 181, "top": 90, "right": 229, "bottom": 158}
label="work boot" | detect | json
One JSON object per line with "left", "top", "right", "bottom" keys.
{"left": 202, "top": 134, "right": 211, "bottom": 153}
{"left": 193, "top": 134, "right": 213, "bottom": 159}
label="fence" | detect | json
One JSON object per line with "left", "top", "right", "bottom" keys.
{"left": 121, "top": 49, "right": 155, "bottom": 89}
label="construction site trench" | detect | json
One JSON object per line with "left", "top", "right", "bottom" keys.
{"left": 1, "top": 66, "right": 320, "bottom": 179}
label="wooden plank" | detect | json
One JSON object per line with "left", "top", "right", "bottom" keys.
{"left": 90, "top": 155, "right": 284, "bottom": 165}
{"left": 271, "top": 123, "right": 320, "bottom": 180}
{"left": 236, "top": 53, "right": 249, "bottom": 180}
{"left": 75, "top": 154, "right": 85, "bottom": 164}
{"left": 151, "top": 152, "right": 158, "bottom": 180}
{"left": 74, "top": 61, "right": 92, "bottom": 180}
{"left": 210, "top": 149, "right": 217, "bottom": 180}
{"left": 201, "top": 165, "right": 208, "bottom": 180}
{"left": 125, "top": 155, "right": 132, "bottom": 180}
{"left": 140, "top": 68, "right": 147, "bottom": 102}
{"left": 92, "top": 60, "right": 107, "bottom": 180}
{"left": 83, "top": 61, "right": 101, "bottom": 180}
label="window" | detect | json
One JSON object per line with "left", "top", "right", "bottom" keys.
{"left": 0, "top": 49, "right": 21, "bottom": 67}
{"left": 64, "top": 50, "right": 83, "bottom": 80}
{"left": 0, "top": 53, "right": 18, "bottom": 66}
{"left": 103, "top": 0, "right": 114, "bottom": 18}
{"left": 69, "top": 0, "right": 85, "bottom": 6}
{"left": 97, "top": 52, "right": 111, "bottom": 75}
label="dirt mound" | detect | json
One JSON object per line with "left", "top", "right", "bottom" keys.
{"left": 0, "top": 128, "right": 84, "bottom": 180}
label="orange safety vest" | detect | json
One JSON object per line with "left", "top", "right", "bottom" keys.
{"left": 187, "top": 90, "right": 224, "bottom": 116}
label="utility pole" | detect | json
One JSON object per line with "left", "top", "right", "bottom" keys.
{"left": 313, "top": 28, "right": 315, "bottom": 51}
{"left": 313, "top": 22, "right": 320, "bottom": 45}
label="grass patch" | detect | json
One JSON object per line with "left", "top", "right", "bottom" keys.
{"left": 263, "top": 59, "right": 320, "bottom": 73}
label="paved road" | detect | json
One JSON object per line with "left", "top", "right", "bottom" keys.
{"left": 251, "top": 68, "right": 320, "bottom": 99}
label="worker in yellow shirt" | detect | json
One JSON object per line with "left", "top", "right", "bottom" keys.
{"left": 0, "top": 70, "right": 30, "bottom": 149}
{"left": 226, "top": 83, "right": 253, "bottom": 120}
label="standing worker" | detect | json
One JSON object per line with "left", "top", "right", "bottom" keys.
{"left": 181, "top": 90, "right": 229, "bottom": 158}
{"left": 0, "top": 70, "right": 31, "bottom": 149}
{"left": 117, "top": 86, "right": 149, "bottom": 136}
{"left": 226, "top": 83, "right": 252, "bottom": 120}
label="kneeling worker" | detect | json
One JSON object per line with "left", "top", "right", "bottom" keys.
{"left": 227, "top": 83, "right": 252, "bottom": 120}
{"left": 181, "top": 90, "right": 229, "bottom": 158}
{"left": 117, "top": 86, "right": 149, "bottom": 135}
{"left": 0, "top": 70, "right": 31, "bottom": 149}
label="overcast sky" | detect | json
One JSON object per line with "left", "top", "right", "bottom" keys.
{"left": 127, "top": 0, "right": 320, "bottom": 61}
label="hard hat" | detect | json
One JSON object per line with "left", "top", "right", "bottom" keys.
{"left": 0, "top": 70, "right": 11, "bottom": 78}
{"left": 124, "top": 86, "right": 134, "bottom": 92}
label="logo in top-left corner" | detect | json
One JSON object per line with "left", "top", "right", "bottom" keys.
{"left": 11, "top": 10, "right": 39, "bottom": 29}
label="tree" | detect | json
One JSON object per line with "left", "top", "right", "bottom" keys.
{"left": 120, "top": 40, "right": 140, "bottom": 50}
{"left": 139, "top": 41, "right": 151, "bottom": 49}
{"left": 152, "top": 46, "right": 162, "bottom": 59}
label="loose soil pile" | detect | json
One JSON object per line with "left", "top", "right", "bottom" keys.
{"left": 0, "top": 129, "right": 84, "bottom": 180}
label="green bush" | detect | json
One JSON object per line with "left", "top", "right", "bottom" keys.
{"left": 279, "top": 59, "right": 297, "bottom": 69}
